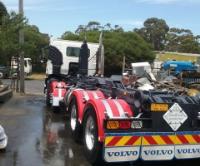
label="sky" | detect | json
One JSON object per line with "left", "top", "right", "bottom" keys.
{"left": 3, "top": 0, "right": 200, "bottom": 37}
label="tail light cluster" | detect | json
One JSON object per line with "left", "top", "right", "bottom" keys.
{"left": 106, "top": 120, "right": 143, "bottom": 130}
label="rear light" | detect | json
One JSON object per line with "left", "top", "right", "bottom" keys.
{"left": 106, "top": 121, "right": 119, "bottom": 129}
{"left": 106, "top": 120, "right": 132, "bottom": 130}
{"left": 119, "top": 121, "right": 131, "bottom": 129}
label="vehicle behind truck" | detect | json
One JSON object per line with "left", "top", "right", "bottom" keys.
{"left": 162, "top": 60, "right": 199, "bottom": 75}
{"left": 11, "top": 56, "right": 32, "bottom": 76}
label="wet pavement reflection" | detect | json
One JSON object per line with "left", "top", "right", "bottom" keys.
{"left": 0, "top": 95, "right": 199, "bottom": 166}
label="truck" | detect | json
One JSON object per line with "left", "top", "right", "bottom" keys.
{"left": 10, "top": 56, "right": 32, "bottom": 77}
{"left": 44, "top": 38, "right": 102, "bottom": 107}
{"left": 44, "top": 38, "right": 200, "bottom": 165}
{"left": 161, "top": 60, "right": 199, "bottom": 75}
{"left": 46, "top": 38, "right": 100, "bottom": 77}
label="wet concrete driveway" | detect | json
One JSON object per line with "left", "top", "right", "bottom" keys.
{"left": 0, "top": 81, "right": 199, "bottom": 166}
{"left": 0, "top": 94, "right": 92, "bottom": 166}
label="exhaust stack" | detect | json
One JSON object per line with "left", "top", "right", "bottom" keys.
{"left": 96, "top": 32, "right": 104, "bottom": 76}
{"left": 78, "top": 40, "right": 89, "bottom": 76}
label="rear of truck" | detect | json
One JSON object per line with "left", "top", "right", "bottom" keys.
{"left": 103, "top": 93, "right": 200, "bottom": 163}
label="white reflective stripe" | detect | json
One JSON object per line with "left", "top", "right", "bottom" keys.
{"left": 102, "top": 100, "right": 113, "bottom": 118}
{"left": 58, "top": 83, "right": 62, "bottom": 98}
{"left": 92, "top": 91, "right": 99, "bottom": 99}
{"left": 64, "top": 90, "right": 73, "bottom": 105}
{"left": 52, "top": 97, "right": 60, "bottom": 106}
{"left": 83, "top": 91, "right": 90, "bottom": 101}
{"left": 113, "top": 100, "right": 126, "bottom": 117}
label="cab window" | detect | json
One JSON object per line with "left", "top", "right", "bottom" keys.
{"left": 66, "top": 47, "right": 80, "bottom": 57}
{"left": 28, "top": 60, "right": 32, "bottom": 66}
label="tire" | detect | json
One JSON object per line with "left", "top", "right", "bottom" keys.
{"left": 0, "top": 72, "right": 3, "bottom": 79}
{"left": 83, "top": 109, "right": 103, "bottom": 165}
{"left": 0, "top": 148, "right": 6, "bottom": 153}
{"left": 68, "top": 98, "right": 81, "bottom": 141}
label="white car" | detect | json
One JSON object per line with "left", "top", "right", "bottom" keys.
{"left": 0, "top": 125, "right": 8, "bottom": 150}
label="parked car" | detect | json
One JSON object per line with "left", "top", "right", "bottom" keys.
{"left": 0, "top": 125, "right": 8, "bottom": 150}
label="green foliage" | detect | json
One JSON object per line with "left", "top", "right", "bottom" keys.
{"left": 0, "top": 12, "right": 24, "bottom": 65}
{"left": 135, "top": 18, "right": 200, "bottom": 54}
{"left": 23, "top": 25, "right": 49, "bottom": 64}
{"left": 165, "top": 28, "right": 200, "bottom": 53}
{"left": 0, "top": 1, "right": 49, "bottom": 72}
{"left": 134, "top": 17, "right": 169, "bottom": 51}
{"left": 62, "top": 22, "right": 155, "bottom": 75}
{"left": 0, "top": 1, "right": 7, "bottom": 21}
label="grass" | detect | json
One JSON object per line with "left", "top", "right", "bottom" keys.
{"left": 157, "top": 53, "right": 198, "bottom": 62}
{"left": 26, "top": 73, "right": 46, "bottom": 80}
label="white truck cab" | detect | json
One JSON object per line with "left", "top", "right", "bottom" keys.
{"left": 46, "top": 39, "right": 99, "bottom": 76}
{"left": 24, "top": 58, "right": 32, "bottom": 75}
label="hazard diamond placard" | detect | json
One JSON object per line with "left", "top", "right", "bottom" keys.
{"left": 163, "top": 103, "right": 188, "bottom": 131}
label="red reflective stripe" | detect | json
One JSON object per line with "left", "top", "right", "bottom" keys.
{"left": 177, "top": 135, "right": 189, "bottom": 144}
{"left": 160, "top": 135, "right": 174, "bottom": 145}
{"left": 107, "top": 136, "right": 122, "bottom": 146}
{"left": 192, "top": 135, "right": 200, "bottom": 143}
{"left": 53, "top": 90, "right": 58, "bottom": 96}
{"left": 144, "top": 136, "right": 157, "bottom": 145}
{"left": 125, "top": 136, "right": 140, "bottom": 146}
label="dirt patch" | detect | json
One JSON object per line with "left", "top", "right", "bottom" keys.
{"left": 26, "top": 73, "right": 46, "bottom": 80}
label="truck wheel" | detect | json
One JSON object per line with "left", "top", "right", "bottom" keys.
{"left": 83, "top": 109, "right": 102, "bottom": 165}
{"left": 69, "top": 98, "right": 81, "bottom": 141}
{"left": 0, "top": 72, "right": 3, "bottom": 79}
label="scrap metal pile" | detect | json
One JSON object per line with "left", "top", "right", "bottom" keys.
{"left": 122, "top": 61, "right": 200, "bottom": 97}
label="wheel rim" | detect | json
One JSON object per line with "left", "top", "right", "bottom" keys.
{"left": 70, "top": 104, "right": 77, "bottom": 131}
{"left": 85, "top": 116, "right": 95, "bottom": 151}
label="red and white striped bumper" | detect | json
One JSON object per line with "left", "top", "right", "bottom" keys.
{"left": 104, "top": 131, "right": 200, "bottom": 162}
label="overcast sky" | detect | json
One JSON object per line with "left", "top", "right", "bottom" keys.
{"left": 3, "top": 0, "right": 200, "bottom": 37}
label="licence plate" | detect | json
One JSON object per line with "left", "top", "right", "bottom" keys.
{"left": 131, "top": 121, "right": 143, "bottom": 129}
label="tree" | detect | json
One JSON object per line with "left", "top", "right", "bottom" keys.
{"left": 75, "top": 25, "right": 85, "bottom": 34}
{"left": 23, "top": 25, "right": 49, "bottom": 64}
{"left": 0, "top": 1, "right": 7, "bottom": 20}
{"left": 86, "top": 21, "right": 101, "bottom": 31}
{"left": 62, "top": 21, "right": 155, "bottom": 75}
{"left": 165, "top": 28, "right": 200, "bottom": 53}
{"left": 0, "top": 12, "right": 25, "bottom": 65}
{"left": 104, "top": 23, "right": 112, "bottom": 31}
{"left": 134, "top": 17, "right": 169, "bottom": 50}
{"left": 114, "top": 25, "right": 124, "bottom": 32}
{"left": 0, "top": 1, "right": 49, "bottom": 72}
